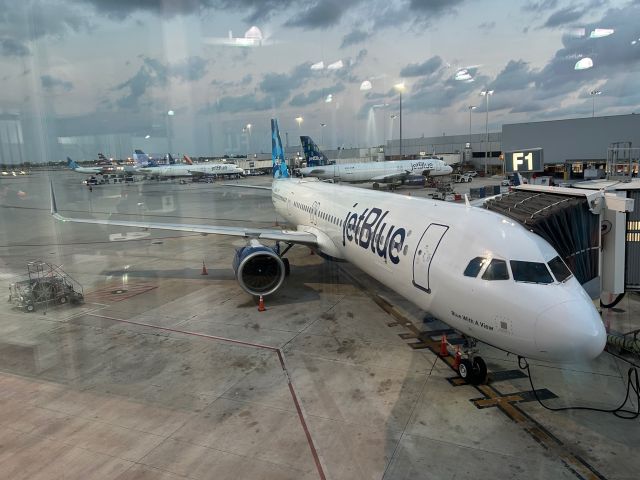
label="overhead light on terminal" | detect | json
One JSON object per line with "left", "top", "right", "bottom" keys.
{"left": 310, "top": 61, "right": 324, "bottom": 70}
{"left": 590, "top": 28, "right": 614, "bottom": 38}
{"left": 360, "top": 80, "right": 372, "bottom": 91}
{"left": 325, "top": 94, "right": 333, "bottom": 103}
{"left": 144, "top": 135, "right": 151, "bottom": 139}
{"left": 574, "top": 57, "right": 594, "bottom": 70}
{"left": 327, "top": 60, "right": 343, "bottom": 70}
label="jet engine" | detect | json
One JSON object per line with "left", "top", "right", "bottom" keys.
{"left": 232, "top": 240, "right": 288, "bottom": 296}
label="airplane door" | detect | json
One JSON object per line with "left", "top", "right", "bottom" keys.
{"left": 412, "top": 223, "right": 449, "bottom": 293}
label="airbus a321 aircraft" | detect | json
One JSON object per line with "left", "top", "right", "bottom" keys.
{"left": 299, "top": 136, "right": 453, "bottom": 186}
{"left": 135, "top": 151, "right": 244, "bottom": 178}
{"left": 51, "top": 119, "right": 605, "bottom": 384}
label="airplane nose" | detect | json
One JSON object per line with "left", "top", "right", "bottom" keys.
{"left": 445, "top": 166, "right": 453, "bottom": 174}
{"left": 534, "top": 300, "right": 606, "bottom": 361}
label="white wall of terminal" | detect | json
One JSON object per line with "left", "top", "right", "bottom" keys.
{"left": 502, "top": 114, "right": 640, "bottom": 164}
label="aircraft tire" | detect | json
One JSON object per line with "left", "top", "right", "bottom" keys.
{"left": 373, "top": 183, "right": 379, "bottom": 190}
{"left": 458, "top": 359, "right": 474, "bottom": 381}
{"left": 472, "top": 357, "right": 487, "bottom": 384}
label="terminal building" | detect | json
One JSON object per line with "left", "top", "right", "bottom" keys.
{"left": 302, "top": 113, "right": 640, "bottom": 178}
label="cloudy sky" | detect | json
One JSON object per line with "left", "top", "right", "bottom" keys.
{"left": 1, "top": 0, "right": 639, "bottom": 156}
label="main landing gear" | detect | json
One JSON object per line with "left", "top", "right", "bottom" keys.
{"left": 456, "top": 337, "right": 488, "bottom": 385}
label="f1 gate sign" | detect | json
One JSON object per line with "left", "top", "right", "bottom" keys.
{"left": 504, "top": 148, "right": 543, "bottom": 173}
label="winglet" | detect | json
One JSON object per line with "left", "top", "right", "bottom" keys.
{"left": 464, "top": 194, "right": 471, "bottom": 207}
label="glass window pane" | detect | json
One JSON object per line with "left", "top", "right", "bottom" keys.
{"left": 510, "top": 261, "right": 554, "bottom": 284}
{"left": 482, "top": 259, "right": 509, "bottom": 280}
{"left": 464, "top": 257, "right": 486, "bottom": 277}
{"left": 548, "top": 256, "right": 572, "bottom": 282}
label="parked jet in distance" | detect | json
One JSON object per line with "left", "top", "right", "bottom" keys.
{"left": 66, "top": 157, "right": 104, "bottom": 174}
{"left": 51, "top": 119, "right": 606, "bottom": 384}
{"left": 134, "top": 150, "right": 243, "bottom": 178}
{"left": 299, "top": 136, "right": 453, "bottom": 186}
{"left": 138, "top": 158, "right": 244, "bottom": 178}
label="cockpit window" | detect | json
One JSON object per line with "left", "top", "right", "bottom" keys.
{"left": 510, "top": 260, "right": 553, "bottom": 284}
{"left": 481, "top": 259, "right": 509, "bottom": 280}
{"left": 463, "top": 257, "right": 486, "bottom": 277}
{"left": 548, "top": 256, "right": 572, "bottom": 282}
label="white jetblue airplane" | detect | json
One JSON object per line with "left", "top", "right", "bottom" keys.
{"left": 299, "top": 136, "right": 453, "bottom": 185}
{"left": 66, "top": 157, "right": 104, "bottom": 174}
{"left": 51, "top": 119, "right": 605, "bottom": 384}
{"left": 137, "top": 156, "right": 244, "bottom": 178}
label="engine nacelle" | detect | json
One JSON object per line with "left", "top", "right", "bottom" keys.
{"left": 232, "top": 241, "right": 286, "bottom": 296}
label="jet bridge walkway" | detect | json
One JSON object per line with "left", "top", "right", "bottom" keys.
{"left": 483, "top": 190, "right": 600, "bottom": 286}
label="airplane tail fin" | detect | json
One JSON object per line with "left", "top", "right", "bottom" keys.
{"left": 168, "top": 154, "right": 175, "bottom": 165}
{"left": 301, "top": 136, "right": 329, "bottom": 166}
{"left": 66, "top": 157, "right": 79, "bottom": 170}
{"left": 133, "top": 149, "right": 153, "bottom": 167}
{"left": 183, "top": 155, "right": 193, "bottom": 165}
{"left": 271, "top": 118, "right": 289, "bottom": 179}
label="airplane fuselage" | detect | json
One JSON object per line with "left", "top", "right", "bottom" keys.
{"left": 70, "top": 166, "right": 104, "bottom": 174}
{"left": 141, "top": 163, "right": 243, "bottom": 177}
{"left": 300, "top": 159, "right": 453, "bottom": 182}
{"left": 272, "top": 178, "right": 605, "bottom": 362}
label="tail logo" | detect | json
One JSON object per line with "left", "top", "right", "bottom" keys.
{"left": 271, "top": 119, "right": 289, "bottom": 179}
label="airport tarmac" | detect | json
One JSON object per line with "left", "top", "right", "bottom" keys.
{"left": 0, "top": 171, "right": 638, "bottom": 480}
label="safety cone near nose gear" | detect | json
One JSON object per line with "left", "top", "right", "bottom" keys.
{"left": 439, "top": 334, "right": 448, "bottom": 357}
{"left": 258, "top": 295, "right": 266, "bottom": 312}
{"left": 453, "top": 345, "right": 462, "bottom": 370}
{"left": 201, "top": 261, "right": 208, "bottom": 275}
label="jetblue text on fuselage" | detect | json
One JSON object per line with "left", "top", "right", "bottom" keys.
{"left": 410, "top": 161, "right": 434, "bottom": 171}
{"left": 342, "top": 203, "right": 406, "bottom": 264}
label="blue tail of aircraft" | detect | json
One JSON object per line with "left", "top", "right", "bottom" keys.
{"left": 168, "top": 154, "right": 175, "bottom": 165}
{"left": 133, "top": 149, "right": 157, "bottom": 167}
{"left": 300, "top": 136, "right": 329, "bottom": 167}
{"left": 66, "top": 157, "right": 79, "bottom": 170}
{"left": 271, "top": 119, "right": 289, "bottom": 179}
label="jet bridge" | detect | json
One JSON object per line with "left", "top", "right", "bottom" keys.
{"left": 484, "top": 184, "right": 635, "bottom": 298}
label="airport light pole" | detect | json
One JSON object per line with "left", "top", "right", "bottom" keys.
{"left": 590, "top": 90, "right": 602, "bottom": 118}
{"left": 479, "top": 90, "right": 494, "bottom": 175}
{"left": 320, "top": 123, "right": 327, "bottom": 147}
{"left": 295, "top": 116, "right": 303, "bottom": 146}
{"left": 394, "top": 82, "right": 405, "bottom": 158}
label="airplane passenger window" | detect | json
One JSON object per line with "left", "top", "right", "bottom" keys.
{"left": 481, "top": 259, "right": 509, "bottom": 280}
{"left": 463, "top": 257, "right": 486, "bottom": 277}
{"left": 510, "top": 261, "right": 554, "bottom": 284}
{"left": 548, "top": 256, "right": 572, "bottom": 282}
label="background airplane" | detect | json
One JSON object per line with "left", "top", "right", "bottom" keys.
{"left": 66, "top": 157, "right": 104, "bottom": 174}
{"left": 299, "top": 136, "right": 453, "bottom": 185}
{"left": 51, "top": 119, "right": 605, "bottom": 385}
{"left": 135, "top": 150, "right": 243, "bottom": 178}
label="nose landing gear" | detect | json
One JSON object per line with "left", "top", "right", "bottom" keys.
{"left": 456, "top": 337, "right": 488, "bottom": 385}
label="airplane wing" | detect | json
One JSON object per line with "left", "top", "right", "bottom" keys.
{"left": 369, "top": 170, "right": 413, "bottom": 183}
{"left": 50, "top": 183, "right": 317, "bottom": 246}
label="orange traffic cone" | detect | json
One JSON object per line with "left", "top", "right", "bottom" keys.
{"left": 201, "top": 261, "right": 208, "bottom": 275}
{"left": 453, "top": 345, "right": 462, "bottom": 370}
{"left": 439, "top": 334, "right": 448, "bottom": 357}
{"left": 258, "top": 295, "right": 266, "bottom": 312}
